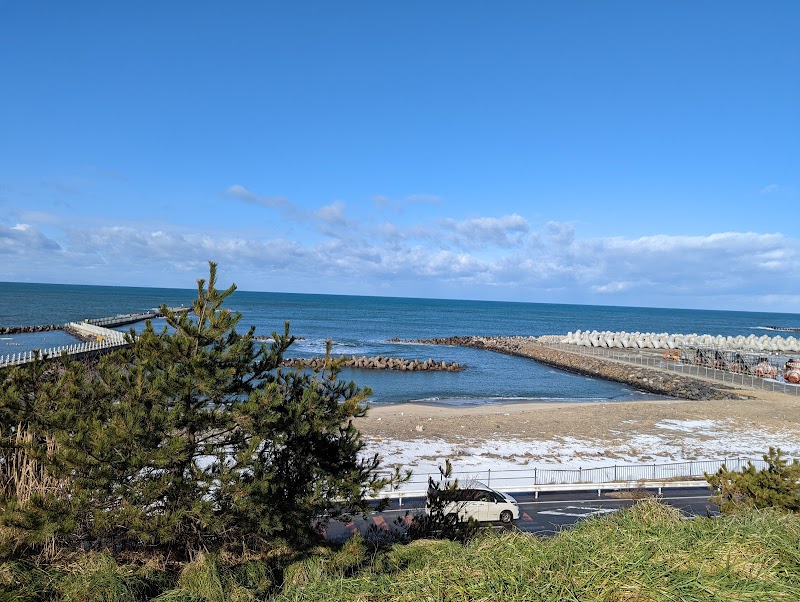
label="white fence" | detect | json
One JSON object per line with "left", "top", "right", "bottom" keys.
{"left": 0, "top": 338, "right": 128, "bottom": 368}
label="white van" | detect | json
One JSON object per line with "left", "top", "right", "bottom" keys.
{"left": 427, "top": 482, "right": 520, "bottom": 524}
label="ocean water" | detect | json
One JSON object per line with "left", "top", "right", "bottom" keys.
{"left": 2, "top": 282, "right": 799, "bottom": 406}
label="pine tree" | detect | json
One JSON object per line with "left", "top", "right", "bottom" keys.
{"left": 707, "top": 447, "right": 800, "bottom": 513}
{"left": 2, "top": 262, "right": 392, "bottom": 558}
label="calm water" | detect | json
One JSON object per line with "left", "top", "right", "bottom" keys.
{"left": 2, "top": 282, "right": 799, "bottom": 405}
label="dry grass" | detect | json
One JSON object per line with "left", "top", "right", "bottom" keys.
{"left": 0, "top": 424, "right": 60, "bottom": 504}
{"left": 0, "top": 424, "right": 63, "bottom": 558}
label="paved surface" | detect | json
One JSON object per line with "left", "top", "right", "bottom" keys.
{"left": 324, "top": 486, "right": 716, "bottom": 541}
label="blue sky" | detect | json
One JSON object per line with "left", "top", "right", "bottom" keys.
{"left": 1, "top": 1, "right": 798, "bottom": 311}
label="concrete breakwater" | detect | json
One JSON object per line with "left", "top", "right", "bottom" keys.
{"left": 562, "top": 329, "right": 800, "bottom": 353}
{"left": 402, "top": 335, "right": 749, "bottom": 401}
{"left": 282, "top": 355, "right": 464, "bottom": 372}
{"left": 0, "top": 325, "right": 62, "bottom": 335}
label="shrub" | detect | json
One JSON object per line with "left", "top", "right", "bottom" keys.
{"left": 707, "top": 447, "right": 800, "bottom": 513}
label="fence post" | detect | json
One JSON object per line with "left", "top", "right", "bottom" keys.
{"left": 614, "top": 464, "right": 617, "bottom": 481}
{"left": 487, "top": 468, "right": 491, "bottom": 488}
{"left": 534, "top": 467, "right": 537, "bottom": 485}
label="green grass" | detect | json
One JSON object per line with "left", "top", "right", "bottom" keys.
{"left": 274, "top": 501, "right": 800, "bottom": 601}
{"left": 2, "top": 501, "right": 799, "bottom": 601}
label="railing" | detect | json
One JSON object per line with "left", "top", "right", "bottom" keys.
{"left": 545, "top": 342, "right": 800, "bottom": 396}
{"left": 0, "top": 338, "right": 128, "bottom": 368}
{"left": 379, "top": 457, "right": 776, "bottom": 495}
{"left": 86, "top": 306, "right": 189, "bottom": 328}
{"left": 88, "top": 312, "right": 159, "bottom": 327}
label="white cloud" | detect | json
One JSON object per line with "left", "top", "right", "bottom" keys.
{"left": 224, "top": 184, "right": 294, "bottom": 211}
{"left": 315, "top": 201, "right": 347, "bottom": 225}
{"left": 0, "top": 223, "right": 61, "bottom": 253}
{"left": 592, "top": 281, "right": 632, "bottom": 293}
{"left": 438, "top": 214, "right": 530, "bottom": 249}
{"left": 3, "top": 206, "right": 799, "bottom": 311}
{"left": 760, "top": 184, "right": 781, "bottom": 194}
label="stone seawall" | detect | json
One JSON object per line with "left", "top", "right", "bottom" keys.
{"left": 401, "top": 336, "right": 751, "bottom": 400}
{"left": 282, "top": 355, "right": 463, "bottom": 372}
{"left": 0, "top": 325, "right": 62, "bottom": 335}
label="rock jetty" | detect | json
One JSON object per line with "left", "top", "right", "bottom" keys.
{"left": 282, "top": 355, "right": 463, "bottom": 372}
{"left": 397, "top": 335, "right": 750, "bottom": 401}
{"left": 0, "top": 325, "right": 62, "bottom": 335}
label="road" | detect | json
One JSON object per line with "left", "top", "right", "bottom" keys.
{"left": 324, "top": 486, "right": 717, "bottom": 541}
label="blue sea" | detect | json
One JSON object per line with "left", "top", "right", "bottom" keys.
{"left": 2, "top": 282, "right": 799, "bottom": 406}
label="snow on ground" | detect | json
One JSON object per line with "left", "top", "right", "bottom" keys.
{"left": 366, "top": 421, "right": 800, "bottom": 491}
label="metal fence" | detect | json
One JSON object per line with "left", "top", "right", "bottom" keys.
{"left": 545, "top": 342, "right": 800, "bottom": 396}
{"left": 382, "top": 457, "right": 774, "bottom": 492}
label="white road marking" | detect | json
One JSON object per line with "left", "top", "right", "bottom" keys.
{"left": 537, "top": 506, "right": 619, "bottom": 517}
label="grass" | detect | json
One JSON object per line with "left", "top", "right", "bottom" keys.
{"left": 1, "top": 500, "right": 799, "bottom": 601}
{"left": 1, "top": 425, "right": 63, "bottom": 561}
{"left": 273, "top": 500, "right": 800, "bottom": 601}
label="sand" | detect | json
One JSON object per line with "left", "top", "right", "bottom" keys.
{"left": 356, "top": 382, "right": 800, "bottom": 479}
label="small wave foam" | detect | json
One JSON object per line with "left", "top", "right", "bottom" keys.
{"left": 293, "top": 338, "right": 371, "bottom": 354}
{"left": 380, "top": 395, "right": 623, "bottom": 407}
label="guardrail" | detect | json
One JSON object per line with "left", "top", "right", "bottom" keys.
{"left": 545, "top": 342, "right": 800, "bottom": 396}
{"left": 376, "top": 480, "right": 710, "bottom": 507}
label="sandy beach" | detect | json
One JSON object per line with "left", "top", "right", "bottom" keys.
{"left": 356, "top": 381, "right": 800, "bottom": 478}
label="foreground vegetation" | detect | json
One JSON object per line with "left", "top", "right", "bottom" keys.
{"left": 1, "top": 263, "right": 395, "bottom": 561}
{"left": 1, "top": 500, "right": 799, "bottom": 600}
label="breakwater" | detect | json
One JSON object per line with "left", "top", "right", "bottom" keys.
{"left": 400, "top": 336, "right": 749, "bottom": 400}
{"left": 0, "top": 325, "right": 61, "bottom": 335}
{"left": 282, "top": 355, "right": 464, "bottom": 372}
{"left": 561, "top": 330, "right": 800, "bottom": 352}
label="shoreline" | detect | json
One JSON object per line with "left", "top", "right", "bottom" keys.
{"left": 356, "top": 378, "right": 800, "bottom": 480}
{"left": 368, "top": 390, "right": 674, "bottom": 409}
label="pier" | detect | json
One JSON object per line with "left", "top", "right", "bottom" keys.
{"left": 86, "top": 306, "right": 189, "bottom": 328}
{"left": 0, "top": 307, "right": 188, "bottom": 369}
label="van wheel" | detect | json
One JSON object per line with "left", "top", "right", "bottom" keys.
{"left": 499, "top": 510, "right": 513, "bottom": 524}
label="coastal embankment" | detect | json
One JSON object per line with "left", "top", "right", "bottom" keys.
{"left": 399, "top": 335, "right": 750, "bottom": 401}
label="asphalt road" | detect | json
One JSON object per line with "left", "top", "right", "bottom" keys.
{"left": 324, "top": 486, "right": 717, "bottom": 541}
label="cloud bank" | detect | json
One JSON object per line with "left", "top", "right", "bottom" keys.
{"left": 2, "top": 191, "right": 799, "bottom": 312}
